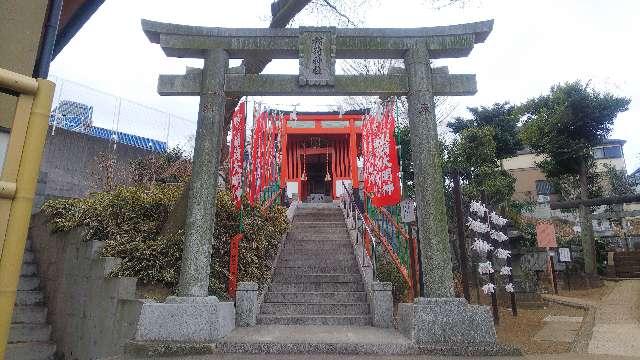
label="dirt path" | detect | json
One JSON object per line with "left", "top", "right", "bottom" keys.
{"left": 588, "top": 280, "right": 640, "bottom": 357}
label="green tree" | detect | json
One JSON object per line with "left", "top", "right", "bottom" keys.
{"left": 444, "top": 127, "right": 515, "bottom": 206}
{"left": 448, "top": 102, "right": 522, "bottom": 161}
{"left": 520, "top": 80, "right": 631, "bottom": 274}
{"left": 603, "top": 163, "right": 639, "bottom": 196}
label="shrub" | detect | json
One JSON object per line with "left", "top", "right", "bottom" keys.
{"left": 42, "top": 185, "right": 288, "bottom": 299}
{"left": 375, "top": 250, "right": 409, "bottom": 303}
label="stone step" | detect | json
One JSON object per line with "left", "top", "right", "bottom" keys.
{"left": 21, "top": 263, "right": 37, "bottom": 276}
{"left": 286, "top": 235, "right": 351, "bottom": 241}
{"left": 15, "top": 291, "right": 44, "bottom": 306}
{"left": 279, "top": 248, "right": 355, "bottom": 257}
{"left": 11, "top": 306, "right": 47, "bottom": 324}
{"left": 270, "top": 281, "right": 364, "bottom": 293}
{"left": 289, "top": 228, "right": 348, "bottom": 235}
{"left": 264, "top": 291, "right": 367, "bottom": 303}
{"left": 277, "top": 258, "right": 357, "bottom": 267}
{"left": 22, "top": 251, "right": 35, "bottom": 264}
{"left": 282, "top": 240, "right": 352, "bottom": 248}
{"left": 260, "top": 302, "right": 369, "bottom": 316}
{"left": 274, "top": 265, "right": 360, "bottom": 275}
{"left": 5, "top": 342, "right": 56, "bottom": 360}
{"left": 272, "top": 273, "right": 363, "bottom": 283}
{"left": 18, "top": 276, "right": 41, "bottom": 291}
{"left": 293, "top": 220, "right": 345, "bottom": 225}
{"left": 257, "top": 315, "right": 371, "bottom": 326}
{"left": 8, "top": 324, "right": 51, "bottom": 343}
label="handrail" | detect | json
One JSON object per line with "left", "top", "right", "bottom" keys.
{"left": 360, "top": 190, "right": 421, "bottom": 300}
{"left": 364, "top": 214, "right": 413, "bottom": 294}
{"left": 340, "top": 183, "right": 377, "bottom": 278}
{"left": 0, "top": 68, "right": 55, "bottom": 358}
{"left": 261, "top": 187, "right": 283, "bottom": 214}
{"left": 0, "top": 68, "right": 38, "bottom": 95}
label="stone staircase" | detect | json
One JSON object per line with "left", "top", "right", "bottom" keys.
{"left": 6, "top": 240, "right": 56, "bottom": 360}
{"left": 257, "top": 202, "right": 371, "bottom": 326}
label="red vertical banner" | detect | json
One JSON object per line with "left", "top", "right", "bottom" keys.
{"left": 362, "top": 114, "right": 374, "bottom": 193}
{"left": 227, "top": 233, "right": 244, "bottom": 298}
{"left": 229, "top": 101, "right": 246, "bottom": 209}
{"left": 363, "top": 103, "right": 402, "bottom": 207}
{"left": 249, "top": 111, "right": 266, "bottom": 204}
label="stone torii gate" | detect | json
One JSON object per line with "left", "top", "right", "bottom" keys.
{"left": 139, "top": 19, "right": 499, "bottom": 345}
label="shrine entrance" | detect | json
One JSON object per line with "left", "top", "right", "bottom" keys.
{"left": 303, "top": 153, "right": 331, "bottom": 200}
{"left": 280, "top": 111, "right": 363, "bottom": 202}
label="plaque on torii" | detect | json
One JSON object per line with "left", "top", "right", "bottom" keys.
{"left": 141, "top": 19, "right": 493, "bottom": 300}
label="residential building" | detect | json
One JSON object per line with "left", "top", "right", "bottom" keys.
{"left": 503, "top": 139, "right": 627, "bottom": 203}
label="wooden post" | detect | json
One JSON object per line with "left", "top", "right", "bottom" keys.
{"left": 452, "top": 172, "right": 471, "bottom": 301}
{"left": 408, "top": 223, "right": 421, "bottom": 298}
{"left": 549, "top": 251, "right": 558, "bottom": 295}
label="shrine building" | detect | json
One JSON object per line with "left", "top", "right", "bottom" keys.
{"left": 279, "top": 110, "right": 365, "bottom": 202}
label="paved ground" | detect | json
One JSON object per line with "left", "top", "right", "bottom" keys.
{"left": 588, "top": 279, "right": 640, "bottom": 357}
{"left": 222, "top": 325, "right": 412, "bottom": 345}
{"left": 533, "top": 316, "right": 583, "bottom": 343}
{"left": 111, "top": 353, "right": 635, "bottom": 359}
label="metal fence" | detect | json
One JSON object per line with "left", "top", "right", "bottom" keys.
{"left": 48, "top": 76, "right": 197, "bottom": 154}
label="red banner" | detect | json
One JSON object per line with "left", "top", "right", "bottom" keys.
{"left": 362, "top": 103, "right": 402, "bottom": 207}
{"left": 229, "top": 101, "right": 246, "bottom": 209}
{"left": 227, "top": 233, "right": 244, "bottom": 298}
{"left": 249, "top": 111, "right": 268, "bottom": 204}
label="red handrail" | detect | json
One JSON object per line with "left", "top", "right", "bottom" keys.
{"left": 364, "top": 214, "right": 413, "bottom": 297}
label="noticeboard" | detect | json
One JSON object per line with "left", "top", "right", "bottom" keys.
{"left": 558, "top": 247, "right": 571, "bottom": 262}
{"left": 536, "top": 221, "right": 557, "bottom": 248}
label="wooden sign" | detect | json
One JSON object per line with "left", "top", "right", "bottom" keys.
{"left": 400, "top": 199, "right": 416, "bottom": 223}
{"left": 536, "top": 221, "right": 557, "bottom": 248}
{"left": 558, "top": 247, "right": 571, "bottom": 262}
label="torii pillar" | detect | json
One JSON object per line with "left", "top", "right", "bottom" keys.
{"left": 178, "top": 49, "right": 228, "bottom": 297}
{"left": 405, "top": 41, "right": 454, "bottom": 298}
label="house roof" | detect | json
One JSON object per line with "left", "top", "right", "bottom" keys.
{"left": 515, "top": 139, "right": 627, "bottom": 156}
{"left": 52, "top": 0, "right": 105, "bottom": 58}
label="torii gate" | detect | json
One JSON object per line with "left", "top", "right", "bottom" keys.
{"left": 141, "top": 19, "right": 493, "bottom": 300}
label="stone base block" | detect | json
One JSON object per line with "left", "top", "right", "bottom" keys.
{"left": 134, "top": 296, "right": 235, "bottom": 342}
{"left": 398, "top": 297, "right": 496, "bottom": 346}
{"left": 371, "top": 281, "right": 393, "bottom": 328}
{"left": 236, "top": 282, "right": 258, "bottom": 327}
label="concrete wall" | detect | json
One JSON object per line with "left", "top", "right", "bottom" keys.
{"left": 508, "top": 167, "right": 547, "bottom": 202}
{"left": 504, "top": 149, "right": 629, "bottom": 202}
{"left": 28, "top": 213, "right": 144, "bottom": 360}
{"left": 0, "top": 0, "right": 48, "bottom": 129}
{"left": 34, "top": 127, "right": 157, "bottom": 210}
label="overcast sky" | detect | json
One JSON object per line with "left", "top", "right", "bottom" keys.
{"left": 50, "top": 0, "right": 639, "bottom": 171}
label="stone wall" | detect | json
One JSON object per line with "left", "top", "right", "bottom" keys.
{"left": 34, "top": 127, "right": 156, "bottom": 210}
{"left": 28, "top": 213, "right": 144, "bottom": 359}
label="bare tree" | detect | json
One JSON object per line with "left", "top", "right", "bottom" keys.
{"left": 339, "top": 58, "right": 458, "bottom": 131}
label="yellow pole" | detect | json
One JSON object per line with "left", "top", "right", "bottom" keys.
{"left": 0, "top": 79, "right": 54, "bottom": 359}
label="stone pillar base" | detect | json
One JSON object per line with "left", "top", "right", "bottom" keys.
{"left": 398, "top": 297, "right": 496, "bottom": 345}
{"left": 236, "top": 282, "right": 258, "bottom": 327}
{"left": 134, "top": 296, "right": 235, "bottom": 342}
{"left": 371, "top": 281, "right": 393, "bottom": 328}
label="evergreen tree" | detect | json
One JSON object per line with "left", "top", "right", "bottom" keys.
{"left": 520, "top": 80, "right": 630, "bottom": 274}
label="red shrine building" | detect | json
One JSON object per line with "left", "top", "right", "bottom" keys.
{"left": 279, "top": 110, "right": 365, "bottom": 202}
